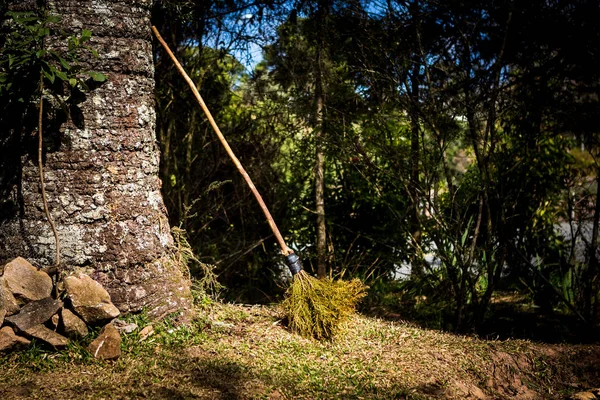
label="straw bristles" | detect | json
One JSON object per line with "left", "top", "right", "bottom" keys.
{"left": 281, "top": 270, "right": 368, "bottom": 340}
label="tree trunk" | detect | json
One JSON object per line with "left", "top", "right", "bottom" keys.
{"left": 585, "top": 164, "right": 600, "bottom": 321}
{"left": 408, "top": 62, "right": 423, "bottom": 277}
{"left": 314, "top": 1, "right": 327, "bottom": 279}
{"left": 0, "top": 0, "right": 191, "bottom": 319}
{"left": 315, "top": 94, "right": 327, "bottom": 279}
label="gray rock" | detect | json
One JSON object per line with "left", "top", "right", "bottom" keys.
{"left": 24, "top": 325, "right": 69, "bottom": 348}
{"left": 2, "top": 257, "right": 52, "bottom": 304}
{"left": 112, "top": 318, "right": 138, "bottom": 334}
{"left": 0, "top": 326, "right": 30, "bottom": 352}
{"left": 87, "top": 323, "right": 121, "bottom": 360}
{"left": 61, "top": 308, "right": 89, "bottom": 338}
{"left": 5, "top": 297, "right": 63, "bottom": 332}
{"left": 0, "top": 278, "right": 21, "bottom": 316}
{"left": 64, "top": 273, "right": 120, "bottom": 324}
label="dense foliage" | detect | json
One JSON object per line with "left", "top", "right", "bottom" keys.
{"left": 148, "top": 0, "right": 600, "bottom": 334}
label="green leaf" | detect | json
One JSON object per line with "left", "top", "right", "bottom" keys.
{"left": 89, "top": 72, "right": 107, "bottom": 82}
{"left": 69, "top": 78, "right": 77, "bottom": 87}
{"left": 461, "top": 216, "right": 474, "bottom": 247}
{"left": 55, "top": 70, "right": 68, "bottom": 82}
{"left": 43, "top": 69, "right": 55, "bottom": 84}
{"left": 57, "top": 56, "right": 71, "bottom": 70}
{"left": 81, "top": 29, "right": 92, "bottom": 43}
{"left": 5, "top": 11, "right": 22, "bottom": 18}
{"left": 461, "top": 228, "right": 469, "bottom": 247}
{"left": 37, "top": 27, "right": 50, "bottom": 37}
{"left": 12, "top": 16, "right": 38, "bottom": 24}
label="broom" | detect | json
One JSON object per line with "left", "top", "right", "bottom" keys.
{"left": 152, "top": 27, "right": 367, "bottom": 340}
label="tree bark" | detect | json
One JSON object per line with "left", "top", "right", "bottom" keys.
{"left": 585, "top": 164, "right": 600, "bottom": 321}
{"left": 0, "top": 0, "right": 191, "bottom": 319}
{"left": 314, "top": 0, "right": 328, "bottom": 279}
{"left": 408, "top": 62, "right": 423, "bottom": 277}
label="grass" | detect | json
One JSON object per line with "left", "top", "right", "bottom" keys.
{"left": 0, "top": 302, "right": 598, "bottom": 399}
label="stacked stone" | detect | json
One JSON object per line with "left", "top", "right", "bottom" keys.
{"left": 0, "top": 257, "right": 124, "bottom": 359}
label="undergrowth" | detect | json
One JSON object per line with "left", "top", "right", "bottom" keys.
{"left": 171, "top": 226, "right": 223, "bottom": 300}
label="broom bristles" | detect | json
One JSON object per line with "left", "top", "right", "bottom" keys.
{"left": 281, "top": 270, "right": 368, "bottom": 340}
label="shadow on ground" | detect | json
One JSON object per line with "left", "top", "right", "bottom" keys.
{"left": 361, "top": 291, "right": 600, "bottom": 345}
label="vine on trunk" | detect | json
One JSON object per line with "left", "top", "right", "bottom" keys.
{"left": 0, "top": 7, "right": 107, "bottom": 270}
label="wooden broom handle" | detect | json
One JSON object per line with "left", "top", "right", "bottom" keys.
{"left": 152, "top": 26, "right": 292, "bottom": 256}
